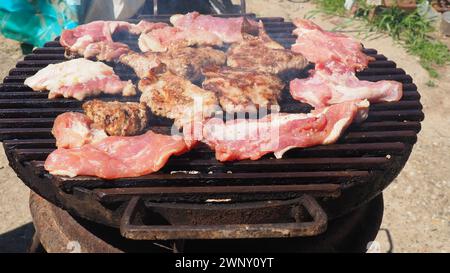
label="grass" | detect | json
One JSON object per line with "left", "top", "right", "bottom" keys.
{"left": 313, "top": 0, "right": 347, "bottom": 15}
{"left": 312, "top": 0, "right": 450, "bottom": 77}
{"left": 426, "top": 80, "right": 437, "bottom": 87}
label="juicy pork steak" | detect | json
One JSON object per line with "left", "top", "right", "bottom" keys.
{"left": 202, "top": 66, "right": 285, "bottom": 113}
{"left": 227, "top": 27, "right": 308, "bottom": 77}
{"left": 119, "top": 46, "right": 226, "bottom": 82}
{"left": 193, "top": 100, "right": 370, "bottom": 162}
{"left": 139, "top": 70, "right": 220, "bottom": 128}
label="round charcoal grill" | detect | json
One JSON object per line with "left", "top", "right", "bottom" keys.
{"left": 0, "top": 14, "right": 423, "bottom": 241}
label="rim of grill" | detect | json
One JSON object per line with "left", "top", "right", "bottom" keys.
{"left": 1, "top": 14, "right": 423, "bottom": 201}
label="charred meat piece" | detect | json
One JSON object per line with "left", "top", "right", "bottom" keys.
{"left": 202, "top": 66, "right": 285, "bottom": 113}
{"left": 82, "top": 100, "right": 149, "bottom": 136}
{"left": 119, "top": 46, "right": 226, "bottom": 82}
{"left": 227, "top": 27, "right": 308, "bottom": 77}
{"left": 139, "top": 71, "right": 219, "bottom": 128}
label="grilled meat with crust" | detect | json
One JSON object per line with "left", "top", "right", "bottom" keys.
{"left": 119, "top": 51, "right": 162, "bottom": 79}
{"left": 157, "top": 46, "right": 226, "bottom": 82}
{"left": 82, "top": 100, "right": 148, "bottom": 136}
{"left": 119, "top": 46, "right": 226, "bottom": 82}
{"left": 227, "top": 27, "right": 308, "bottom": 76}
{"left": 139, "top": 71, "right": 219, "bottom": 128}
{"left": 202, "top": 66, "right": 285, "bottom": 113}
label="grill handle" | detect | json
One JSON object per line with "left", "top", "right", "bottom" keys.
{"left": 120, "top": 195, "right": 328, "bottom": 240}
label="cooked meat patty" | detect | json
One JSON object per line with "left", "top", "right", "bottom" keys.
{"left": 227, "top": 27, "right": 308, "bottom": 76}
{"left": 139, "top": 71, "right": 219, "bottom": 128}
{"left": 82, "top": 100, "right": 148, "bottom": 136}
{"left": 202, "top": 66, "right": 285, "bottom": 113}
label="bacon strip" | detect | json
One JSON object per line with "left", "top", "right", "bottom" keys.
{"left": 290, "top": 69, "right": 403, "bottom": 108}
{"left": 291, "top": 19, "right": 374, "bottom": 72}
{"left": 45, "top": 131, "right": 191, "bottom": 179}
{"left": 194, "top": 100, "right": 369, "bottom": 162}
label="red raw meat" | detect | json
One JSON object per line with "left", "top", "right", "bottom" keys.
{"left": 170, "top": 12, "right": 259, "bottom": 43}
{"left": 45, "top": 131, "right": 191, "bottom": 179}
{"left": 291, "top": 19, "right": 374, "bottom": 72}
{"left": 290, "top": 68, "right": 403, "bottom": 108}
{"left": 188, "top": 100, "right": 369, "bottom": 162}
{"left": 52, "top": 112, "right": 107, "bottom": 149}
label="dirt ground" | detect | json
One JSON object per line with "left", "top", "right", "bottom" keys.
{"left": 0, "top": 0, "right": 448, "bottom": 253}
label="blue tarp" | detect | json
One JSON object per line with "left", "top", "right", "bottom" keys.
{"left": 0, "top": 0, "right": 79, "bottom": 47}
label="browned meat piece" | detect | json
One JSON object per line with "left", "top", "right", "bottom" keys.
{"left": 139, "top": 71, "right": 219, "bottom": 128}
{"left": 119, "top": 51, "right": 162, "bottom": 79}
{"left": 83, "top": 41, "right": 130, "bottom": 62}
{"left": 157, "top": 46, "right": 226, "bottom": 82}
{"left": 119, "top": 46, "right": 226, "bottom": 82}
{"left": 227, "top": 27, "right": 308, "bottom": 76}
{"left": 82, "top": 100, "right": 148, "bottom": 136}
{"left": 202, "top": 66, "right": 285, "bottom": 113}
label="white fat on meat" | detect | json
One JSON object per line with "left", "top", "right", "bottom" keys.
{"left": 24, "top": 58, "right": 136, "bottom": 100}
{"left": 189, "top": 100, "right": 369, "bottom": 162}
{"left": 290, "top": 69, "right": 402, "bottom": 108}
{"left": 51, "top": 112, "right": 108, "bottom": 149}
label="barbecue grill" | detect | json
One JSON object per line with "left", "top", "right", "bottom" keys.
{"left": 0, "top": 12, "right": 424, "bottom": 248}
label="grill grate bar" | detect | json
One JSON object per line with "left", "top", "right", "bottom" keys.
{"left": 13, "top": 148, "right": 391, "bottom": 172}
{"left": 4, "top": 139, "right": 407, "bottom": 156}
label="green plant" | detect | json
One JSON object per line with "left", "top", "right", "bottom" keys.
{"left": 426, "top": 80, "right": 437, "bottom": 87}
{"left": 313, "top": 0, "right": 347, "bottom": 15}
{"left": 312, "top": 0, "right": 450, "bottom": 77}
